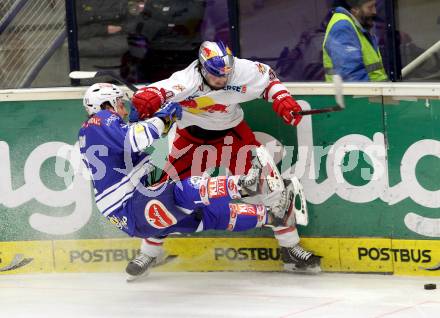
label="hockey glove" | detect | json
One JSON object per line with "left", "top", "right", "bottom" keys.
{"left": 128, "top": 102, "right": 140, "bottom": 123}
{"left": 272, "top": 90, "right": 303, "bottom": 126}
{"left": 132, "top": 87, "right": 167, "bottom": 120}
{"left": 154, "top": 102, "right": 183, "bottom": 135}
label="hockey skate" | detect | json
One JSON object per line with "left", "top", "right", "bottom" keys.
{"left": 238, "top": 146, "right": 284, "bottom": 207}
{"left": 281, "top": 245, "right": 321, "bottom": 274}
{"left": 237, "top": 154, "right": 263, "bottom": 194}
{"left": 265, "top": 180, "right": 321, "bottom": 273}
{"left": 126, "top": 251, "right": 177, "bottom": 282}
{"left": 265, "top": 179, "right": 297, "bottom": 228}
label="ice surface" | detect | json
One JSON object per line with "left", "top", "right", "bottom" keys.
{"left": 0, "top": 272, "right": 439, "bottom": 318}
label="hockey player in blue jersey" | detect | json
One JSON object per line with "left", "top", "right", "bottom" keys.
{"left": 79, "top": 83, "right": 321, "bottom": 280}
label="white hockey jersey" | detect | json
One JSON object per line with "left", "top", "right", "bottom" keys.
{"left": 149, "top": 58, "right": 288, "bottom": 131}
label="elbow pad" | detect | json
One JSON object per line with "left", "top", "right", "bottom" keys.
{"left": 128, "top": 117, "right": 165, "bottom": 152}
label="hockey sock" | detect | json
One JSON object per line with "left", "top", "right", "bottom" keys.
{"left": 273, "top": 227, "right": 300, "bottom": 247}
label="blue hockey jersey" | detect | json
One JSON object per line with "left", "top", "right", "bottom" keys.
{"left": 78, "top": 109, "right": 165, "bottom": 235}
{"left": 78, "top": 109, "right": 266, "bottom": 239}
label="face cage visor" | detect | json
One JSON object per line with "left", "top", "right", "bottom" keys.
{"left": 202, "top": 54, "right": 234, "bottom": 78}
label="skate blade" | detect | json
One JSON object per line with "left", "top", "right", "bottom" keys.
{"left": 153, "top": 255, "right": 178, "bottom": 267}
{"left": 0, "top": 254, "right": 33, "bottom": 272}
{"left": 283, "top": 263, "right": 322, "bottom": 274}
{"left": 125, "top": 255, "right": 178, "bottom": 283}
{"left": 126, "top": 270, "right": 151, "bottom": 283}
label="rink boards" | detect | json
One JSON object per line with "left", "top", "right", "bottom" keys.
{"left": 1, "top": 83, "right": 440, "bottom": 276}
{"left": 0, "top": 237, "right": 439, "bottom": 276}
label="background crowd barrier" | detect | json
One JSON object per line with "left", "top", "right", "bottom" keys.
{"left": 1, "top": 82, "right": 439, "bottom": 276}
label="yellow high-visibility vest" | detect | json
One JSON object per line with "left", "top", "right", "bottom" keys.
{"left": 323, "top": 12, "right": 388, "bottom": 82}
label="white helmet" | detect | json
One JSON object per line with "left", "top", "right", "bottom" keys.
{"left": 83, "top": 83, "right": 124, "bottom": 115}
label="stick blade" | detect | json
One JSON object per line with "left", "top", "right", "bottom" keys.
{"left": 69, "top": 71, "right": 98, "bottom": 79}
{"left": 333, "top": 74, "right": 345, "bottom": 109}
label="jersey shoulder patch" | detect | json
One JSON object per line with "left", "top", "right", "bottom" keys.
{"left": 82, "top": 115, "right": 102, "bottom": 128}
{"left": 255, "top": 62, "right": 268, "bottom": 75}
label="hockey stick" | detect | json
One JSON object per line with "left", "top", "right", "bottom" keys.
{"left": 294, "top": 75, "right": 345, "bottom": 116}
{"left": 0, "top": 254, "right": 33, "bottom": 272}
{"left": 419, "top": 262, "right": 440, "bottom": 271}
{"left": 69, "top": 70, "right": 138, "bottom": 92}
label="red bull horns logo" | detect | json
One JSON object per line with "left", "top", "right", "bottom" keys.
{"left": 180, "top": 97, "right": 228, "bottom": 114}
{"left": 203, "top": 47, "right": 217, "bottom": 59}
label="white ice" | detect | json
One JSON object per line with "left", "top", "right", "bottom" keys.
{"left": 0, "top": 272, "right": 439, "bottom": 318}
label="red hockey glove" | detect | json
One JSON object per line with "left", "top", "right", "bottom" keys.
{"left": 131, "top": 87, "right": 167, "bottom": 120}
{"left": 272, "top": 90, "right": 303, "bottom": 126}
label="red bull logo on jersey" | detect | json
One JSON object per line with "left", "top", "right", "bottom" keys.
{"left": 181, "top": 96, "right": 228, "bottom": 114}
{"left": 204, "top": 104, "right": 228, "bottom": 113}
{"left": 145, "top": 200, "right": 177, "bottom": 229}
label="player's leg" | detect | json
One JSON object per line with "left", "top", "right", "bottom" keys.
{"left": 126, "top": 172, "right": 241, "bottom": 279}
{"left": 128, "top": 146, "right": 320, "bottom": 277}
{"left": 269, "top": 179, "right": 321, "bottom": 273}
{"left": 125, "top": 172, "right": 254, "bottom": 280}
{"left": 125, "top": 212, "right": 205, "bottom": 280}
{"left": 250, "top": 146, "right": 321, "bottom": 272}
{"left": 223, "top": 120, "right": 260, "bottom": 175}
{"left": 128, "top": 127, "right": 202, "bottom": 279}
{"left": 128, "top": 125, "right": 240, "bottom": 280}
{"left": 125, "top": 179, "right": 205, "bottom": 280}
{"left": 126, "top": 237, "right": 166, "bottom": 278}
{"left": 127, "top": 176, "right": 320, "bottom": 279}
{"left": 179, "top": 160, "right": 321, "bottom": 273}
{"left": 131, "top": 155, "right": 320, "bottom": 277}
{"left": 161, "top": 127, "right": 228, "bottom": 181}
{"left": 219, "top": 145, "right": 322, "bottom": 272}
{"left": 128, "top": 180, "right": 201, "bottom": 237}
{"left": 132, "top": 122, "right": 257, "bottom": 278}
{"left": 173, "top": 120, "right": 260, "bottom": 177}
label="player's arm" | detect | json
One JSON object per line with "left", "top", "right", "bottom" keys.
{"left": 131, "top": 62, "right": 198, "bottom": 120}
{"left": 262, "top": 67, "right": 303, "bottom": 126}
{"left": 131, "top": 86, "right": 167, "bottom": 120}
{"left": 128, "top": 102, "right": 182, "bottom": 152}
{"left": 242, "top": 60, "right": 303, "bottom": 126}
{"left": 270, "top": 88, "right": 303, "bottom": 126}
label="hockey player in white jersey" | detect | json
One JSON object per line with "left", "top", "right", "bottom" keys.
{"left": 127, "top": 41, "right": 321, "bottom": 278}
{"left": 78, "top": 83, "right": 320, "bottom": 281}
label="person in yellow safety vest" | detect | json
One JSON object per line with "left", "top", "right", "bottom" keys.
{"left": 323, "top": 0, "right": 388, "bottom": 82}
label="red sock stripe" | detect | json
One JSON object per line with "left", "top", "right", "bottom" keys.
{"left": 274, "top": 226, "right": 296, "bottom": 235}
{"left": 145, "top": 238, "right": 164, "bottom": 246}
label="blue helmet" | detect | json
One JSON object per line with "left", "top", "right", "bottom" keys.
{"left": 198, "top": 41, "right": 234, "bottom": 78}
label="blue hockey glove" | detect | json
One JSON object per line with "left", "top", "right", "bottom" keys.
{"left": 154, "top": 101, "right": 182, "bottom": 120}
{"left": 154, "top": 102, "right": 182, "bottom": 134}
{"left": 128, "top": 102, "right": 140, "bottom": 123}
